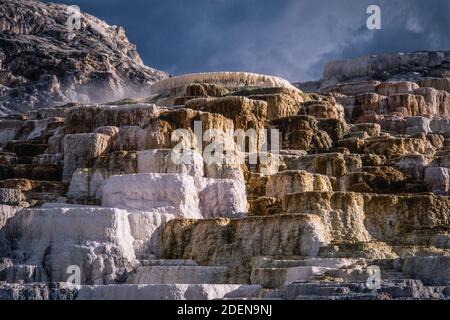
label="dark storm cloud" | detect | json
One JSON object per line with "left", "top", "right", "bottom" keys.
{"left": 50, "top": 0, "right": 450, "bottom": 81}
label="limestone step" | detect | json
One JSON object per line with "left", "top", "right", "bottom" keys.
{"left": 0, "top": 282, "right": 77, "bottom": 300}
{"left": 4, "top": 141, "right": 48, "bottom": 158}
{"left": 379, "top": 279, "right": 450, "bottom": 299}
{"left": 251, "top": 256, "right": 365, "bottom": 269}
{"left": 127, "top": 265, "right": 228, "bottom": 284}
{"left": 136, "top": 254, "right": 157, "bottom": 263}
{"left": 285, "top": 282, "right": 369, "bottom": 299}
{"left": 146, "top": 259, "right": 198, "bottom": 266}
{"left": 287, "top": 282, "right": 366, "bottom": 298}
{"left": 295, "top": 293, "right": 378, "bottom": 300}
{"left": 380, "top": 269, "right": 411, "bottom": 281}
{"left": 323, "top": 265, "right": 411, "bottom": 283}
{"left": 260, "top": 288, "right": 286, "bottom": 300}
{"left": 76, "top": 284, "right": 264, "bottom": 300}
{"left": 0, "top": 179, "right": 66, "bottom": 197}
{"left": 250, "top": 256, "right": 369, "bottom": 288}
{"left": 323, "top": 266, "right": 379, "bottom": 282}
{"left": 0, "top": 264, "right": 46, "bottom": 283}
{"left": 286, "top": 279, "right": 450, "bottom": 300}
{"left": 251, "top": 266, "right": 329, "bottom": 288}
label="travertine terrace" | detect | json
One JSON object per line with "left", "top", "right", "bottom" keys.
{"left": 0, "top": 1, "right": 449, "bottom": 301}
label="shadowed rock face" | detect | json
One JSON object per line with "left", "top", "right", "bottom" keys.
{"left": 321, "top": 51, "right": 450, "bottom": 86}
{"left": 0, "top": 0, "right": 168, "bottom": 115}
{"left": 296, "top": 51, "right": 450, "bottom": 94}
{"left": 160, "top": 214, "right": 327, "bottom": 283}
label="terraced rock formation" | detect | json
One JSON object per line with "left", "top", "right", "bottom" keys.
{"left": 0, "top": 2, "right": 449, "bottom": 300}
{"left": 1, "top": 54, "right": 449, "bottom": 299}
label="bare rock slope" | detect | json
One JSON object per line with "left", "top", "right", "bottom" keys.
{"left": 0, "top": 3, "right": 449, "bottom": 300}
{"left": 0, "top": 0, "right": 168, "bottom": 115}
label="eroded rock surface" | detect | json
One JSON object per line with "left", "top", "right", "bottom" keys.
{"left": 0, "top": 18, "right": 449, "bottom": 300}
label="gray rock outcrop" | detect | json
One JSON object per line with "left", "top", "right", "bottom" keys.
{"left": 0, "top": 0, "right": 168, "bottom": 115}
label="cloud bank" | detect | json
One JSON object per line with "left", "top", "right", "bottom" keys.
{"left": 51, "top": 0, "right": 450, "bottom": 81}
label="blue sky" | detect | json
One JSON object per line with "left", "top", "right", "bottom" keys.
{"left": 50, "top": 0, "right": 450, "bottom": 81}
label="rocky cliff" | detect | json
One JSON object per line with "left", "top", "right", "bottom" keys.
{"left": 297, "top": 50, "right": 450, "bottom": 93}
{"left": 0, "top": 0, "right": 168, "bottom": 115}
